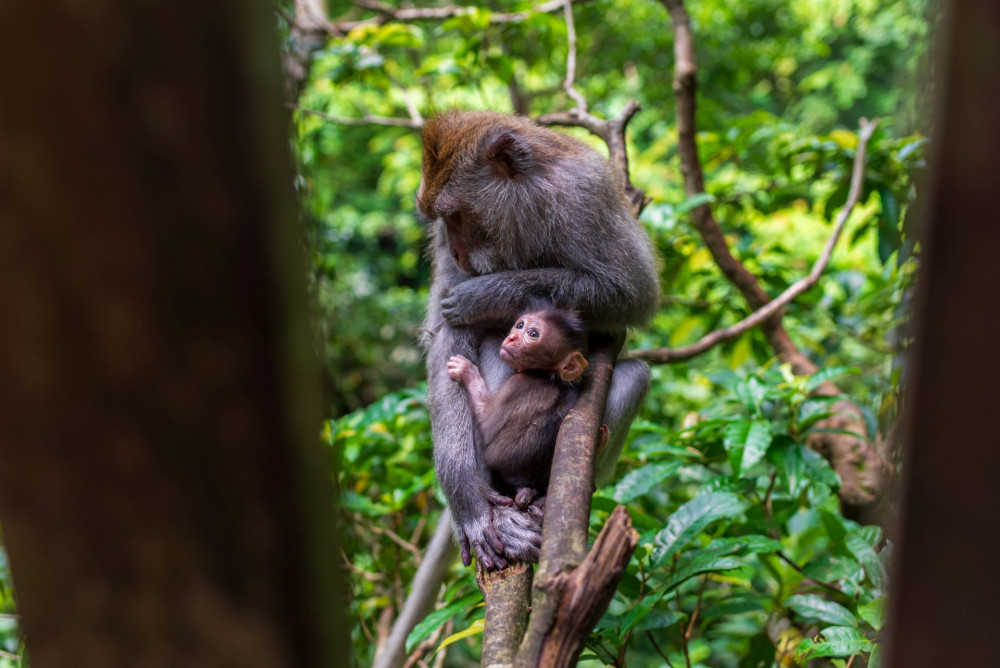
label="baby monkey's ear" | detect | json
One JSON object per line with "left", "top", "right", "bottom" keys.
{"left": 557, "top": 351, "right": 589, "bottom": 382}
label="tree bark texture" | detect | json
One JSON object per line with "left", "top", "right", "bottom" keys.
{"left": 0, "top": 2, "right": 346, "bottom": 667}
{"left": 478, "top": 562, "right": 533, "bottom": 668}
{"left": 885, "top": 1, "right": 1000, "bottom": 666}
{"left": 536, "top": 506, "right": 637, "bottom": 667}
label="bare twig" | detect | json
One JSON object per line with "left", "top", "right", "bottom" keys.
{"left": 561, "top": 0, "right": 588, "bottom": 113}
{"left": 631, "top": 119, "right": 878, "bottom": 364}
{"left": 537, "top": 101, "right": 649, "bottom": 214}
{"left": 368, "top": 521, "right": 425, "bottom": 562}
{"left": 329, "top": 0, "right": 597, "bottom": 35}
{"left": 776, "top": 552, "right": 846, "bottom": 597}
{"left": 0, "top": 650, "right": 20, "bottom": 661}
{"left": 647, "top": 631, "right": 675, "bottom": 667}
{"left": 292, "top": 104, "right": 423, "bottom": 129}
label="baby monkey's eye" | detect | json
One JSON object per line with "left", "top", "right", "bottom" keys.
{"left": 528, "top": 330, "right": 540, "bottom": 338}
{"left": 515, "top": 321, "right": 524, "bottom": 329}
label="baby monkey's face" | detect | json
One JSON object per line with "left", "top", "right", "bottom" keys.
{"left": 500, "top": 310, "right": 588, "bottom": 382}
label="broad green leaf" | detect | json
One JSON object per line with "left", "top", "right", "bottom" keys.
{"left": 786, "top": 594, "right": 858, "bottom": 628}
{"left": 729, "top": 334, "right": 753, "bottom": 369}
{"left": 675, "top": 192, "right": 716, "bottom": 214}
{"left": 805, "top": 366, "right": 860, "bottom": 394}
{"left": 660, "top": 555, "right": 743, "bottom": 592}
{"left": 653, "top": 491, "right": 748, "bottom": 566}
{"left": 740, "top": 420, "right": 773, "bottom": 474}
{"left": 670, "top": 315, "right": 703, "bottom": 346}
{"left": 633, "top": 609, "right": 684, "bottom": 633}
{"left": 847, "top": 532, "right": 887, "bottom": 590}
{"left": 613, "top": 461, "right": 682, "bottom": 503}
{"left": 706, "top": 535, "right": 783, "bottom": 556}
{"left": 869, "top": 644, "right": 883, "bottom": 668}
{"left": 725, "top": 419, "right": 750, "bottom": 475}
{"left": 405, "top": 594, "right": 479, "bottom": 652}
{"left": 858, "top": 597, "right": 886, "bottom": 631}
{"left": 724, "top": 419, "right": 771, "bottom": 476}
{"left": 434, "top": 618, "right": 484, "bottom": 653}
{"left": 796, "top": 626, "right": 873, "bottom": 660}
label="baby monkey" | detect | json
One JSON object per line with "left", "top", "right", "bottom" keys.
{"left": 448, "top": 301, "right": 605, "bottom": 511}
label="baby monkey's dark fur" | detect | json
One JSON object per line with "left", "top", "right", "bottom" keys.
{"left": 449, "top": 302, "right": 596, "bottom": 511}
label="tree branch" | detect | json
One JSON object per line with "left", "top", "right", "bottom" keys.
{"left": 330, "top": 0, "right": 597, "bottom": 34}
{"left": 478, "top": 562, "right": 533, "bottom": 667}
{"left": 537, "top": 102, "right": 649, "bottom": 215}
{"left": 291, "top": 104, "right": 423, "bottom": 129}
{"left": 507, "top": 345, "right": 638, "bottom": 668}
{"left": 632, "top": 118, "right": 878, "bottom": 364}
{"left": 658, "top": 0, "right": 890, "bottom": 508}
{"left": 561, "top": 0, "right": 588, "bottom": 113}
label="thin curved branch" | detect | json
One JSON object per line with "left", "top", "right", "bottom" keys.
{"left": 632, "top": 118, "right": 878, "bottom": 364}
{"left": 561, "top": 0, "right": 588, "bottom": 113}
{"left": 537, "top": 101, "right": 649, "bottom": 215}
{"left": 332, "top": 0, "right": 597, "bottom": 34}
{"left": 291, "top": 104, "right": 423, "bottom": 129}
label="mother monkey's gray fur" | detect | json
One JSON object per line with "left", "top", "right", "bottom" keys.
{"left": 417, "top": 111, "right": 659, "bottom": 569}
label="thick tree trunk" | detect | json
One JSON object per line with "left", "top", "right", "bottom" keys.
{"left": 0, "top": 2, "right": 346, "bottom": 667}
{"left": 885, "top": 1, "right": 1000, "bottom": 666}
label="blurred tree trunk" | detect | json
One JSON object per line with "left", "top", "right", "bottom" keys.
{"left": 886, "top": 1, "right": 1000, "bottom": 666}
{"left": 0, "top": 2, "right": 346, "bottom": 667}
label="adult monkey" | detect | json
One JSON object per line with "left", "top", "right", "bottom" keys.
{"left": 418, "top": 111, "right": 659, "bottom": 570}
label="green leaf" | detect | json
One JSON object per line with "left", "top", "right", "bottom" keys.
{"left": 707, "top": 535, "right": 784, "bottom": 556}
{"left": 847, "top": 531, "right": 887, "bottom": 590}
{"left": 676, "top": 192, "right": 716, "bottom": 214}
{"left": 659, "top": 554, "right": 743, "bottom": 592}
{"left": 740, "top": 420, "right": 773, "bottom": 474}
{"left": 823, "top": 181, "right": 850, "bottom": 221}
{"left": 805, "top": 366, "right": 860, "bottom": 393}
{"left": 858, "top": 597, "right": 887, "bottom": 631}
{"left": 724, "top": 420, "right": 771, "bottom": 476}
{"left": 405, "top": 594, "right": 479, "bottom": 652}
{"left": 796, "top": 626, "right": 873, "bottom": 661}
{"left": 653, "top": 491, "right": 747, "bottom": 566}
{"left": 786, "top": 594, "right": 858, "bottom": 628}
{"left": 633, "top": 609, "right": 684, "bottom": 632}
{"left": 434, "top": 618, "right": 484, "bottom": 653}
{"left": 613, "top": 461, "right": 682, "bottom": 503}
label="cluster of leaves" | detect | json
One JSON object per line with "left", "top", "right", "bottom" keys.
{"left": 326, "top": 387, "right": 484, "bottom": 665}
{"left": 590, "top": 366, "right": 888, "bottom": 666}
{"left": 329, "top": 365, "right": 892, "bottom": 667}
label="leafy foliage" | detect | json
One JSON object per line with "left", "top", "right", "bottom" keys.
{"left": 0, "top": 0, "right": 928, "bottom": 665}
{"left": 304, "top": 0, "right": 925, "bottom": 665}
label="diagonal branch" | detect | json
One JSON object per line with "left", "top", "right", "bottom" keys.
{"left": 633, "top": 119, "right": 878, "bottom": 364}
